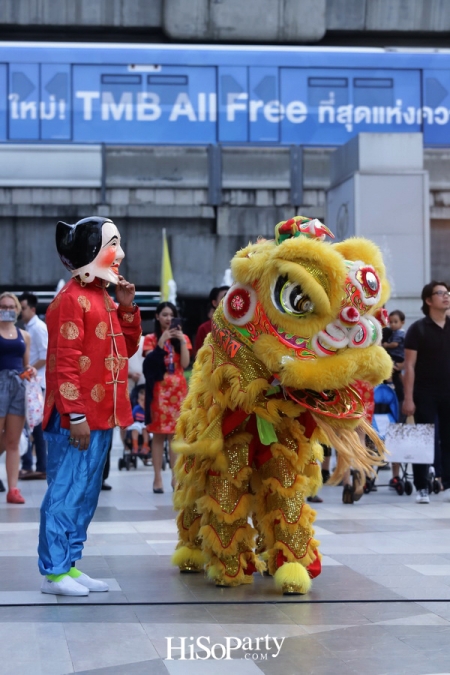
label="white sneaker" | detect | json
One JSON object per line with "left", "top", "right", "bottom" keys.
{"left": 74, "top": 572, "right": 109, "bottom": 592}
{"left": 41, "top": 576, "right": 89, "bottom": 596}
{"left": 416, "top": 489, "right": 430, "bottom": 504}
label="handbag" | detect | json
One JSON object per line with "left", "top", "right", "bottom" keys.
{"left": 384, "top": 417, "right": 435, "bottom": 464}
{"left": 25, "top": 378, "right": 44, "bottom": 431}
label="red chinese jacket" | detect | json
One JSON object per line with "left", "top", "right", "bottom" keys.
{"left": 43, "top": 278, "right": 141, "bottom": 431}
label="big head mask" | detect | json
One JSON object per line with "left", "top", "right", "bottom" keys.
{"left": 56, "top": 217, "right": 125, "bottom": 285}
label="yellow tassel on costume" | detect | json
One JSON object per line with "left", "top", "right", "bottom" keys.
{"left": 273, "top": 562, "right": 312, "bottom": 594}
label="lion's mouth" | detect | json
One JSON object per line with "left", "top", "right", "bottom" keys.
{"left": 284, "top": 386, "right": 364, "bottom": 420}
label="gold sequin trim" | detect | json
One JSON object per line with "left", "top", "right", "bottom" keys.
{"left": 105, "top": 355, "right": 127, "bottom": 371}
{"left": 182, "top": 504, "right": 201, "bottom": 530}
{"left": 208, "top": 476, "right": 249, "bottom": 514}
{"left": 277, "top": 430, "right": 299, "bottom": 452}
{"left": 79, "top": 356, "right": 91, "bottom": 374}
{"left": 91, "top": 384, "right": 106, "bottom": 402}
{"left": 48, "top": 354, "right": 56, "bottom": 373}
{"left": 122, "top": 313, "right": 134, "bottom": 323}
{"left": 59, "top": 382, "right": 80, "bottom": 401}
{"left": 219, "top": 542, "right": 250, "bottom": 578}
{"left": 184, "top": 456, "right": 195, "bottom": 474}
{"left": 274, "top": 523, "right": 310, "bottom": 560}
{"left": 179, "top": 561, "right": 203, "bottom": 572}
{"left": 300, "top": 262, "right": 330, "bottom": 294}
{"left": 220, "top": 555, "right": 240, "bottom": 577}
{"left": 46, "top": 390, "right": 55, "bottom": 408}
{"left": 209, "top": 515, "right": 247, "bottom": 548}
{"left": 95, "top": 322, "right": 108, "bottom": 340}
{"left": 259, "top": 456, "right": 296, "bottom": 488}
{"left": 77, "top": 295, "right": 91, "bottom": 312}
{"left": 60, "top": 322, "right": 79, "bottom": 340}
{"left": 225, "top": 442, "right": 249, "bottom": 477}
{"left": 267, "top": 491, "right": 303, "bottom": 524}
{"left": 125, "top": 387, "right": 130, "bottom": 401}
{"left": 212, "top": 309, "right": 272, "bottom": 389}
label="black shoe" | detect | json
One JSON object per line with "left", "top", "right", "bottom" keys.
{"left": 0, "top": 480, "right": 5, "bottom": 493}
{"left": 153, "top": 487, "right": 164, "bottom": 494}
{"left": 101, "top": 482, "right": 112, "bottom": 491}
{"left": 321, "top": 469, "right": 330, "bottom": 484}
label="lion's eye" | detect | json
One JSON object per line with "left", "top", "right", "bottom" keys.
{"left": 273, "top": 276, "right": 315, "bottom": 316}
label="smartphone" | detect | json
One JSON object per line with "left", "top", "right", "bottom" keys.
{"left": 170, "top": 317, "right": 182, "bottom": 330}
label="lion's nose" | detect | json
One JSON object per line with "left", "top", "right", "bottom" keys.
{"left": 339, "top": 306, "right": 360, "bottom": 325}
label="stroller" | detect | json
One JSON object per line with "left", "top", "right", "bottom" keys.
{"left": 118, "top": 384, "right": 170, "bottom": 471}
{"left": 365, "top": 383, "right": 414, "bottom": 496}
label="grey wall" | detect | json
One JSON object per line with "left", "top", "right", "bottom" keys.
{"left": 1, "top": 144, "right": 450, "bottom": 294}
{"left": 1, "top": 0, "right": 449, "bottom": 41}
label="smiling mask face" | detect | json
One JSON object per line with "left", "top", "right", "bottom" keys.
{"left": 56, "top": 217, "right": 125, "bottom": 286}
{"left": 75, "top": 221, "right": 124, "bottom": 285}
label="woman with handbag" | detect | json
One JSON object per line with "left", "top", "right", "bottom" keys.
{"left": 0, "top": 292, "right": 36, "bottom": 503}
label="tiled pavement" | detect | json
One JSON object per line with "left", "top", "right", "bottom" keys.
{"left": 2, "top": 434, "right": 450, "bottom": 674}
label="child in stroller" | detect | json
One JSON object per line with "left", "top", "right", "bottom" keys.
{"left": 118, "top": 386, "right": 152, "bottom": 471}
{"left": 129, "top": 387, "right": 151, "bottom": 457}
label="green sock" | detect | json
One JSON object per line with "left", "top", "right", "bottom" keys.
{"left": 68, "top": 567, "right": 82, "bottom": 579}
{"left": 47, "top": 572, "right": 70, "bottom": 583}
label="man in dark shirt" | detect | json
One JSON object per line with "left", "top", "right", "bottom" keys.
{"left": 403, "top": 281, "right": 450, "bottom": 503}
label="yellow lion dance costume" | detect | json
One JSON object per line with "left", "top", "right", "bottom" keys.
{"left": 172, "top": 216, "right": 392, "bottom": 594}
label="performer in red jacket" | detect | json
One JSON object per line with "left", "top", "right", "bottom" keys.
{"left": 39, "top": 217, "right": 141, "bottom": 596}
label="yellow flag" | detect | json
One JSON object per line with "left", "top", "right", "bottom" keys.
{"left": 160, "top": 229, "right": 176, "bottom": 303}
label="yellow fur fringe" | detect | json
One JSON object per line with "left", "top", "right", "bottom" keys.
{"left": 171, "top": 546, "right": 206, "bottom": 570}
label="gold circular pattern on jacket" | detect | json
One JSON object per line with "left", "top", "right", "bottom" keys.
{"left": 105, "top": 355, "right": 128, "bottom": 372}
{"left": 104, "top": 294, "right": 115, "bottom": 311}
{"left": 108, "top": 414, "right": 116, "bottom": 428}
{"left": 77, "top": 295, "right": 91, "bottom": 312}
{"left": 79, "top": 355, "right": 91, "bottom": 373}
{"left": 46, "top": 390, "right": 55, "bottom": 408}
{"left": 91, "top": 384, "right": 106, "bottom": 402}
{"left": 95, "top": 322, "right": 108, "bottom": 339}
{"left": 122, "top": 313, "right": 134, "bottom": 323}
{"left": 60, "top": 321, "right": 79, "bottom": 340}
{"left": 48, "top": 354, "right": 56, "bottom": 373}
{"left": 59, "top": 382, "right": 80, "bottom": 401}
{"left": 48, "top": 294, "right": 62, "bottom": 312}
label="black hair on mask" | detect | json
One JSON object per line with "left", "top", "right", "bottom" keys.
{"left": 56, "top": 217, "right": 113, "bottom": 271}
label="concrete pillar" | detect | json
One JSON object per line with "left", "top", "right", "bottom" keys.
{"left": 326, "top": 133, "right": 430, "bottom": 324}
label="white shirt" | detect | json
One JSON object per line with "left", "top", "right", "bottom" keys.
{"left": 128, "top": 335, "right": 145, "bottom": 387}
{"left": 24, "top": 314, "right": 48, "bottom": 388}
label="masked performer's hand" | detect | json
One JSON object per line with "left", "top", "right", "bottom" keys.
{"left": 116, "top": 276, "right": 136, "bottom": 308}
{"left": 69, "top": 421, "right": 91, "bottom": 451}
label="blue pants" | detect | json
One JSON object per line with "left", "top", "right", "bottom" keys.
{"left": 38, "top": 412, "right": 112, "bottom": 576}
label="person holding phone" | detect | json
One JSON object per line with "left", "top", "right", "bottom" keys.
{"left": 143, "top": 302, "right": 191, "bottom": 493}
{"left": 0, "top": 292, "right": 36, "bottom": 503}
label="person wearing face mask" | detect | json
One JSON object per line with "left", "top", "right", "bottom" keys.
{"left": 0, "top": 292, "right": 35, "bottom": 503}
{"left": 38, "top": 217, "right": 142, "bottom": 597}
{"left": 18, "top": 292, "right": 48, "bottom": 480}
